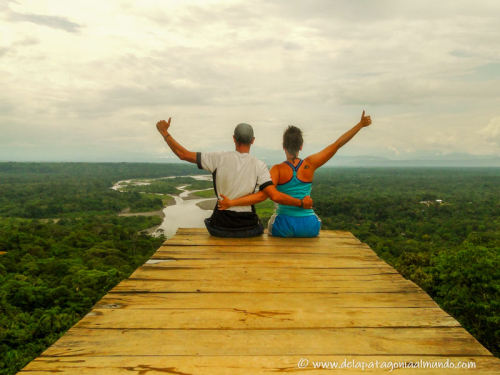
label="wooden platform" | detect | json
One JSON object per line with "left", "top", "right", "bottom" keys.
{"left": 19, "top": 229, "right": 500, "bottom": 374}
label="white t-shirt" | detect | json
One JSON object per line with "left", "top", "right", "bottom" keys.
{"left": 197, "top": 151, "right": 273, "bottom": 212}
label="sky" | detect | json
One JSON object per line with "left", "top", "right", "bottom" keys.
{"left": 1, "top": 0, "right": 500, "bottom": 164}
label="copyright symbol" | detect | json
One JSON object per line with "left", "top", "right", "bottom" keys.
{"left": 298, "top": 358, "right": 309, "bottom": 368}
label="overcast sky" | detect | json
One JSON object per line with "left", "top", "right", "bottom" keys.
{"left": 1, "top": 0, "right": 500, "bottom": 163}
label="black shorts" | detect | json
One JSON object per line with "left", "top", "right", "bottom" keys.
{"left": 204, "top": 218, "right": 264, "bottom": 238}
{"left": 208, "top": 206, "right": 260, "bottom": 229}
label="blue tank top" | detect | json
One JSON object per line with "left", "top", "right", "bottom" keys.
{"left": 276, "top": 159, "right": 315, "bottom": 217}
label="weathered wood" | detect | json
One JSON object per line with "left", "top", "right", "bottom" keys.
{"left": 110, "top": 278, "right": 420, "bottom": 293}
{"left": 150, "top": 252, "right": 386, "bottom": 264}
{"left": 163, "top": 234, "right": 362, "bottom": 247}
{"left": 156, "top": 244, "right": 376, "bottom": 254}
{"left": 18, "top": 228, "right": 500, "bottom": 374}
{"left": 149, "top": 253, "right": 394, "bottom": 269}
{"left": 154, "top": 249, "right": 381, "bottom": 259}
{"left": 129, "top": 266, "right": 401, "bottom": 282}
{"left": 93, "top": 291, "right": 440, "bottom": 309}
{"left": 75, "top": 307, "right": 460, "bottom": 329}
{"left": 39, "top": 327, "right": 491, "bottom": 357}
{"left": 21, "top": 356, "right": 500, "bottom": 374}
{"left": 175, "top": 227, "right": 357, "bottom": 239}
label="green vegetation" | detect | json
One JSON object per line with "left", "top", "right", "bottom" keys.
{"left": 0, "top": 162, "right": 208, "bottom": 375}
{"left": 0, "top": 162, "right": 206, "bottom": 219}
{"left": 256, "top": 199, "right": 276, "bottom": 225}
{"left": 125, "top": 193, "right": 175, "bottom": 213}
{"left": 308, "top": 168, "right": 500, "bottom": 356}
{"left": 166, "top": 177, "right": 213, "bottom": 191}
{"left": 118, "top": 176, "right": 212, "bottom": 194}
{"left": 0, "top": 215, "right": 163, "bottom": 374}
{"left": 192, "top": 189, "right": 216, "bottom": 198}
{"left": 256, "top": 168, "right": 500, "bottom": 356}
{"left": 1, "top": 163, "right": 499, "bottom": 374}
{"left": 121, "top": 179, "right": 183, "bottom": 195}
{"left": 127, "top": 194, "right": 165, "bottom": 213}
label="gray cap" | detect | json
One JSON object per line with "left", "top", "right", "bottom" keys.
{"left": 234, "top": 123, "right": 254, "bottom": 144}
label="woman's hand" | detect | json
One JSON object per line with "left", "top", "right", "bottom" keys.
{"left": 156, "top": 117, "right": 171, "bottom": 136}
{"left": 303, "top": 195, "right": 313, "bottom": 209}
{"left": 217, "top": 194, "right": 233, "bottom": 210}
{"left": 359, "top": 110, "right": 372, "bottom": 127}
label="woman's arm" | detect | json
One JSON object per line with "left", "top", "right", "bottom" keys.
{"left": 306, "top": 111, "right": 372, "bottom": 169}
{"left": 218, "top": 191, "right": 268, "bottom": 209}
{"left": 218, "top": 165, "right": 313, "bottom": 209}
{"left": 218, "top": 165, "right": 280, "bottom": 209}
{"left": 218, "top": 189, "right": 313, "bottom": 209}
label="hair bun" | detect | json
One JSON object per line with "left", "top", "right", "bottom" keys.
{"left": 283, "top": 125, "right": 303, "bottom": 158}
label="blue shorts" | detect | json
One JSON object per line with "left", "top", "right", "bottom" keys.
{"left": 268, "top": 214, "right": 322, "bottom": 238}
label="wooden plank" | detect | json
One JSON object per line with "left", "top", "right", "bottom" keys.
{"left": 163, "top": 239, "right": 362, "bottom": 247}
{"left": 110, "top": 278, "right": 421, "bottom": 293}
{"left": 163, "top": 235, "right": 362, "bottom": 247}
{"left": 93, "top": 291, "right": 440, "bottom": 310}
{"left": 75, "top": 307, "right": 460, "bottom": 329}
{"left": 175, "top": 227, "right": 357, "bottom": 238}
{"left": 129, "top": 266, "right": 401, "bottom": 281}
{"left": 142, "top": 263, "right": 399, "bottom": 275}
{"left": 149, "top": 253, "right": 394, "bottom": 269}
{"left": 19, "top": 229, "right": 500, "bottom": 374}
{"left": 150, "top": 251, "right": 384, "bottom": 262}
{"left": 155, "top": 244, "right": 377, "bottom": 255}
{"left": 21, "top": 355, "right": 500, "bottom": 374}
{"left": 39, "top": 327, "right": 491, "bottom": 357}
{"left": 135, "top": 264, "right": 398, "bottom": 275}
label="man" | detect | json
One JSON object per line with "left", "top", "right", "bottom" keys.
{"left": 156, "top": 117, "right": 313, "bottom": 238}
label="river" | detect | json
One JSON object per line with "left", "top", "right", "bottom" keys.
{"left": 111, "top": 175, "right": 215, "bottom": 239}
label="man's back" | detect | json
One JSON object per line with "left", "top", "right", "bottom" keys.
{"left": 197, "top": 150, "right": 273, "bottom": 228}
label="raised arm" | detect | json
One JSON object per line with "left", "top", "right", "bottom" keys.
{"left": 306, "top": 111, "right": 372, "bottom": 169}
{"left": 156, "top": 118, "right": 197, "bottom": 163}
{"left": 218, "top": 165, "right": 313, "bottom": 209}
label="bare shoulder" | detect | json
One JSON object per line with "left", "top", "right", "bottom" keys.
{"left": 269, "top": 163, "right": 281, "bottom": 175}
{"left": 303, "top": 157, "right": 314, "bottom": 169}
{"left": 304, "top": 154, "right": 320, "bottom": 169}
{"left": 272, "top": 162, "right": 289, "bottom": 173}
{"left": 270, "top": 164, "right": 280, "bottom": 172}
{"left": 298, "top": 157, "right": 315, "bottom": 180}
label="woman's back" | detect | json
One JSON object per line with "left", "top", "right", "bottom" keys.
{"left": 275, "top": 159, "right": 315, "bottom": 217}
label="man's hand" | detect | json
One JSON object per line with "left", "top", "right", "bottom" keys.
{"left": 303, "top": 195, "right": 313, "bottom": 209}
{"left": 217, "top": 194, "right": 232, "bottom": 210}
{"left": 156, "top": 117, "right": 171, "bottom": 136}
{"left": 359, "top": 110, "right": 372, "bottom": 128}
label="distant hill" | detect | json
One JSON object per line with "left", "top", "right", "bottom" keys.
{"left": 2, "top": 152, "right": 499, "bottom": 167}
{"left": 327, "top": 155, "right": 500, "bottom": 167}
{"left": 246, "top": 147, "right": 500, "bottom": 167}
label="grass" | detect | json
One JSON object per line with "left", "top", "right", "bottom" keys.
{"left": 192, "top": 189, "right": 216, "bottom": 198}
{"left": 256, "top": 199, "right": 276, "bottom": 226}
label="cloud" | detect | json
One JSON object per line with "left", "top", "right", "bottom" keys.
{"left": 8, "top": 11, "right": 82, "bottom": 33}
{"left": 388, "top": 145, "right": 400, "bottom": 156}
{"left": 1, "top": 0, "right": 500, "bottom": 162}
{"left": 479, "top": 117, "right": 500, "bottom": 145}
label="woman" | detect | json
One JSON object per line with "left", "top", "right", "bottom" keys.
{"left": 218, "top": 110, "right": 372, "bottom": 237}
